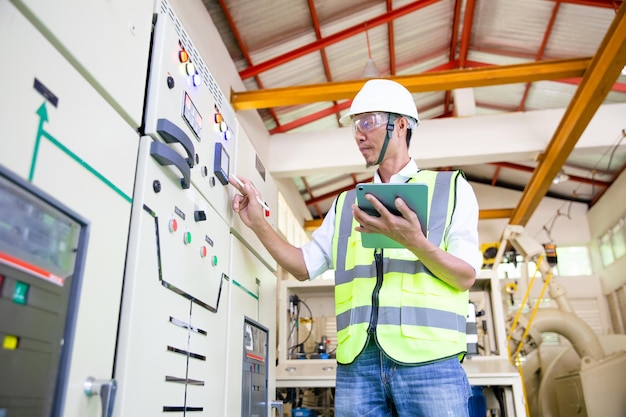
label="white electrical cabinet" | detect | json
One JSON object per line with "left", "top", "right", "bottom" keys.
{"left": 11, "top": 0, "right": 154, "bottom": 126}
{"left": 0, "top": 2, "right": 144, "bottom": 416}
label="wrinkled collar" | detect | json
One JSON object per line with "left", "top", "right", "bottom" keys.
{"left": 374, "top": 159, "right": 418, "bottom": 184}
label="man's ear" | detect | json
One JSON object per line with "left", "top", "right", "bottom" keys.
{"left": 398, "top": 117, "right": 408, "bottom": 132}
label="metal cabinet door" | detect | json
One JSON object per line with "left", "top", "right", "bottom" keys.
{"left": 10, "top": 0, "right": 153, "bottom": 127}
{"left": 0, "top": 3, "right": 138, "bottom": 417}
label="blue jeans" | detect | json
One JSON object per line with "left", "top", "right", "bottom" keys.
{"left": 334, "top": 338, "right": 471, "bottom": 417}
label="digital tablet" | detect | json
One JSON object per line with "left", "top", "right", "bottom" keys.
{"left": 355, "top": 183, "right": 428, "bottom": 248}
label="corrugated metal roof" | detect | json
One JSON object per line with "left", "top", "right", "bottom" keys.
{"left": 202, "top": 0, "right": 626, "bottom": 220}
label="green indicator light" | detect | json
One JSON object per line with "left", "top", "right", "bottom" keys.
{"left": 184, "top": 232, "right": 192, "bottom": 245}
{"left": 13, "top": 282, "right": 29, "bottom": 305}
{"left": 211, "top": 255, "right": 218, "bottom": 266}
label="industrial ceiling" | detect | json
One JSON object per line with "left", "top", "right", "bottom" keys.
{"left": 202, "top": 0, "right": 626, "bottom": 229}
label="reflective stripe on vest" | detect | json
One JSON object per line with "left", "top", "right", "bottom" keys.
{"left": 336, "top": 305, "right": 466, "bottom": 334}
{"left": 332, "top": 170, "right": 469, "bottom": 365}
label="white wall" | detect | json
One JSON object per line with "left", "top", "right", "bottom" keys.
{"left": 587, "top": 169, "right": 626, "bottom": 294}
{"left": 473, "top": 182, "right": 591, "bottom": 245}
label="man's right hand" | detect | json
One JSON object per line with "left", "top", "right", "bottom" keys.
{"left": 229, "top": 175, "right": 267, "bottom": 231}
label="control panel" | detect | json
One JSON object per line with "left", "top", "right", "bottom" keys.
{"left": 144, "top": 0, "right": 239, "bottom": 224}
{"left": 114, "top": 136, "right": 232, "bottom": 416}
{"left": 114, "top": 3, "right": 276, "bottom": 416}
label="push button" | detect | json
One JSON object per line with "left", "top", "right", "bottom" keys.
{"left": 13, "top": 281, "right": 29, "bottom": 305}
{"left": 169, "top": 218, "right": 178, "bottom": 233}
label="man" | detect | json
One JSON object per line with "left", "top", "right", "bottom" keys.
{"left": 230, "top": 79, "right": 482, "bottom": 417}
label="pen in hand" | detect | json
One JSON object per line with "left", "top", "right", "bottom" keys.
{"left": 230, "top": 175, "right": 271, "bottom": 216}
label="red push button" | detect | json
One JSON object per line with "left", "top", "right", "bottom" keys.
{"left": 200, "top": 246, "right": 208, "bottom": 258}
{"left": 169, "top": 218, "right": 178, "bottom": 232}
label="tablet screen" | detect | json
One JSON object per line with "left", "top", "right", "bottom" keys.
{"left": 355, "top": 183, "right": 428, "bottom": 248}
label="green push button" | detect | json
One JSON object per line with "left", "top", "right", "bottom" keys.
{"left": 13, "top": 281, "right": 29, "bottom": 305}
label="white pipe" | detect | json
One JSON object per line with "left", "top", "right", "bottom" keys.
{"left": 531, "top": 309, "right": 605, "bottom": 361}
{"left": 547, "top": 280, "right": 574, "bottom": 314}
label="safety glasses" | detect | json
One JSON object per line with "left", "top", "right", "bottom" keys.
{"left": 351, "top": 112, "right": 391, "bottom": 135}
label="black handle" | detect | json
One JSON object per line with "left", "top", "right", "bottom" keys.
{"left": 156, "top": 118, "right": 195, "bottom": 168}
{"left": 150, "top": 140, "right": 191, "bottom": 189}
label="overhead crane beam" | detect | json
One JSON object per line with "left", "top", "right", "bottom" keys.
{"left": 231, "top": 57, "right": 590, "bottom": 110}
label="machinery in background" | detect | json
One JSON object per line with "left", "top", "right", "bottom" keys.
{"left": 494, "top": 225, "right": 626, "bottom": 417}
{"left": 463, "top": 270, "right": 527, "bottom": 417}
{"left": 276, "top": 277, "right": 337, "bottom": 416}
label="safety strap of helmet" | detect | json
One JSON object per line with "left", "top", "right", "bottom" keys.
{"left": 374, "top": 113, "right": 396, "bottom": 165}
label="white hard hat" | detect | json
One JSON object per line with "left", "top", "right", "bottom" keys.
{"left": 339, "top": 79, "right": 420, "bottom": 127}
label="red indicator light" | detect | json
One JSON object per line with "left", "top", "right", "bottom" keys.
{"left": 179, "top": 50, "right": 189, "bottom": 63}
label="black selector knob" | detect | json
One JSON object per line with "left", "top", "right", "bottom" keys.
{"left": 194, "top": 210, "right": 207, "bottom": 222}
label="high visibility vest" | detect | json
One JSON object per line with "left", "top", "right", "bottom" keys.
{"left": 331, "top": 170, "right": 469, "bottom": 365}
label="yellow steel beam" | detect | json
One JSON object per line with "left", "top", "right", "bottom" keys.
{"left": 509, "top": 2, "right": 626, "bottom": 226}
{"left": 304, "top": 219, "right": 323, "bottom": 231}
{"left": 231, "top": 57, "right": 590, "bottom": 110}
{"left": 479, "top": 209, "right": 515, "bottom": 220}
